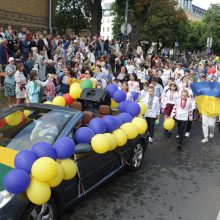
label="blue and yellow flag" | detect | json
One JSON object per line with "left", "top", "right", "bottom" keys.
{"left": 191, "top": 82, "right": 220, "bottom": 117}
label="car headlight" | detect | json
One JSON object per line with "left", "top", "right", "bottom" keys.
{"left": 0, "top": 190, "right": 14, "bottom": 208}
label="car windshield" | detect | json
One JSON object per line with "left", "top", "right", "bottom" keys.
{"left": 0, "top": 107, "right": 74, "bottom": 151}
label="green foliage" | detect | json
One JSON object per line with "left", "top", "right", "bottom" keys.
{"left": 113, "top": 0, "right": 188, "bottom": 49}
{"left": 203, "top": 4, "right": 220, "bottom": 53}
{"left": 55, "top": 0, "right": 89, "bottom": 34}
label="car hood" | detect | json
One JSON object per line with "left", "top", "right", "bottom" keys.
{"left": 0, "top": 163, "right": 13, "bottom": 191}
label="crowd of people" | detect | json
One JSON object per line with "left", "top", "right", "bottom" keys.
{"left": 0, "top": 25, "right": 220, "bottom": 149}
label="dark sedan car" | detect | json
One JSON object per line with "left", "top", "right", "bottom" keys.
{"left": 0, "top": 104, "right": 148, "bottom": 220}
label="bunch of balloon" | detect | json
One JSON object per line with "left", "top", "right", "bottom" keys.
{"left": 3, "top": 137, "right": 77, "bottom": 205}
{"left": 106, "top": 84, "right": 127, "bottom": 109}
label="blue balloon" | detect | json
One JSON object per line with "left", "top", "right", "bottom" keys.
{"left": 106, "top": 84, "right": 118, "bottom": 98}
{"left": 131, "top": 91, "right": 139, "bottom": 101}
{"left": 118, "top": 113, "right": 133, "bottom": 123}
{"left": 103, "top": 115, "right": 118, "bottom": 132}
{"left": 3, "top": 169, "right": 30, "bottom": 194}
{"left": 114, "top": 116, "right": 123, "bottom": 128}
{"left": 89, "top": 118, "right": 107, "bottom": 134}
{"left": 54, "top": 137, "right": 75, "bottom": 159}
{"left": 75, "top": 127, "right": 95, "bottom": 144}
{"left": 118, "top": 100, "right": 132, "bottom": 113}
{"left": 32, "top": 142, "right": 57, "bottom": 160}
{"left": 113, "top": 90, "right": 127, "bottom": 103}
{"left": 126, "top": 102, "right": 141, "bottom": 117}
{"left": 14, "top": 150, "right": 37, "bottom": 173}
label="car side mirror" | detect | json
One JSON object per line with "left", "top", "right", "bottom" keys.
{"left": 75, "top": 144, "right": 92, "bottom": 154}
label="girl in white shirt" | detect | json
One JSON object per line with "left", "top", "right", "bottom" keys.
{"left": 171, "top": 90, "right": 193, "bottom": 149}
{"left": 128, "top": 73, "right": 140, "bottom": 93}
{"left": 141, "top": 86, "right": 160, "bottom": 143}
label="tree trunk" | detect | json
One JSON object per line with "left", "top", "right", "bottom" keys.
{"left": 88, "top": 0, "right": 102, "bottom": 37}
{"left": 129, "top": 1, "right": 160, "bottom": 49}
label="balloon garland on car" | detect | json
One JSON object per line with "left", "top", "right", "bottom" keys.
{"left": 1, "top": 82, "right": 149, "bottom": 206}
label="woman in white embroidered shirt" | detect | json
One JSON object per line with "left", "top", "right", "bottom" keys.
{"left": 141, "top": 86, "right": 160, "bottom": 143}
{"left": 171, "top": 89, "right": 193, "bottom": 150}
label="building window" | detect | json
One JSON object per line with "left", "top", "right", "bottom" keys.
{"left": 103, "top": 27, "right": 105, "bottom": 32}
{"left": 107, "top": 27, "right": 110, "bottom": 32}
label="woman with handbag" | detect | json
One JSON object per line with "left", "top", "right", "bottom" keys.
{"left": 4, "top": 57, "right": 16, "bottom": 107}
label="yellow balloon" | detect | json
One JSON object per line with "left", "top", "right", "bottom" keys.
{"left": 113, "top": 129, "right": 128, "bottom": 147}
{"left": 71, "top": 83, "right": 80, "bottom": 87}
{"left": 215, "top": 56, "right": 219, "bottom": 61}
{"left": 26, "top": 179, "right": 51, "bottom": 205}
{"left": 104, "top": 133, "right": 117, "bottom": 151}
{"left": 69, "top": 85, "right": 82, "bottom": 99}
{"left": 52, "top": 96, "right": 66, "bottom": 107}
{"left": 23, "top": 110, "right": 31, "bottom": 118}
{"left": 60, "top": 159, "right": 77, "bottom": 180}
{"left": 132, "top": 117, "right": 148, "bottom": 134}
{"left": 31, "top": 157, "right": 57, "bottom": 182}
{"left": 138, "top": 102, "right": 147, "bottom": 116}
{"left": 120, "top": 123, "right": 139, "bottom": 139}
{"left": 5, "top": 111, "right": 23, "bottom": 126}
{"left": 91, "top": 134, "right": 110, "bottom": 154}
{"left": 48, "top": 162, "right": 64, "bottom": 187}
{"left": 163, "top": 118, "right": 175, "bottom": 131}
{"left": 110, "top": 99, "right": 119, "bottom": 109}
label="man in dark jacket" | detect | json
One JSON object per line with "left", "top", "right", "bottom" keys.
{"left": 0, "top": 38, "right": 9, "bottom": 86}
{"left": 0, "top": 38, "right": 9, "bottom": 71}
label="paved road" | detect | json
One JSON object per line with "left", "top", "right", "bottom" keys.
{"left": 61, "top": 121, "right": 220, "bottom": 220}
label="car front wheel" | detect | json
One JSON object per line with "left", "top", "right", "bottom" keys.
{"left": 22, "top": 199, "right": 57, "bottom": 220}
{"left": 128, "top": 141, "right": 144, "bottom": 171}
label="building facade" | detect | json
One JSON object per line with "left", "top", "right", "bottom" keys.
{"left": 0, "top": 0, "right": 56, "bottom": 32}
{"left": 100, "top": 2, "right": 114, "bottom": 40}
{"left": 178, "top": 0, "right": 206, "bottom": 21}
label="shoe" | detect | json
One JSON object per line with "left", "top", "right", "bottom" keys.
{"left": 201, "top": 138, "right": 208, "bottom": 143}
{"left": 149, "top": 137, "right": 153, "bottom": 143}
{"left": 209, "top": 134, "right": 214, "bottom": 139}
{"left": 185, "top": 132, "right": 190, "bottom": 137}
{"left": 177, "top": 144, "right": 182, "bottom": 150}
{"left": 176, "top": 135, "right": 179, "bottom": 139}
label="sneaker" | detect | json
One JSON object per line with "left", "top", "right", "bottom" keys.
{"left": 176, "top": 135, "right": 179, "bottom": 139}
{"left": 185, "top": 132, "right": 190, "bottom": 137}
{"left": 201, "top": 137, "right": 208, "bottom": 143}
{"left": 149, "top": 137, "right": 153, "bottom": 143}
{"left": 177, "top": 144, "right": 182, "bottom": 150}
{"left": 209, "top": 134, "right": 214, "bottom": 139}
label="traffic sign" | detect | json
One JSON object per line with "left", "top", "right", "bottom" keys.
{"left": 121, "top": 23, "right": 132, "bottom": 35}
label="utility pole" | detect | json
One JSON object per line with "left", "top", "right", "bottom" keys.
{"left": 123, "top": 0, "right": 129, "bottom": 56}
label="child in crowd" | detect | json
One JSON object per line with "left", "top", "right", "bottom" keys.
{"left": 128, "top": 73, "right": 140, "bottom": 93}
{"left": 162, "top": 82, "right": 178, "bottom": 137}
{"left": 122, "top": 81, "right": 133, "bottom": 100}
{"left": 141, "top": 86, "right": 160, "bottom": 143}
{"left": 45, "top": 74, "right": 56, "bottom": 101}
{"left": 171, "top": 89, "right": 193, "bottom": 149}
{"left": 140, "top": 82, "right": 149, "bottom": 100}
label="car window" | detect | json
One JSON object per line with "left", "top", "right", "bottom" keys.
{"left": 0, "top": 108, "right": 73, "bottom": 151}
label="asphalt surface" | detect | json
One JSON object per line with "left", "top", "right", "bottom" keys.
{"left": 61, "top": 121, "right": 220, "bottom": 220}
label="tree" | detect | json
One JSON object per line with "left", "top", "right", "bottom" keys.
{"left": 55, "top": 0, "right": 89, "bottom": 34}
{"left": 203, "top": 4, "right": 220, "bottom": 53}
{"left": 113, "top": 0, "right": 188, "bottom": 49}
{"left": 86, "top": 0, "right": 102, "bottom": 37}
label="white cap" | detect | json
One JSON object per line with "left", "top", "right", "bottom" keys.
{"left": 8, "top": 57, "right": 14, "bottom": 62}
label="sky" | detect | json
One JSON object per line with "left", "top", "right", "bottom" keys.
{"left": 193, "top": 0, "right": 220, "bottom": 10}
{"left": 103, "top": 0, "right": 220, "bottom": 10}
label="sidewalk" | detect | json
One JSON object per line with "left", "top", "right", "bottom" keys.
{"left": 0, "top": 90, "right": 8, "bottom": 111}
